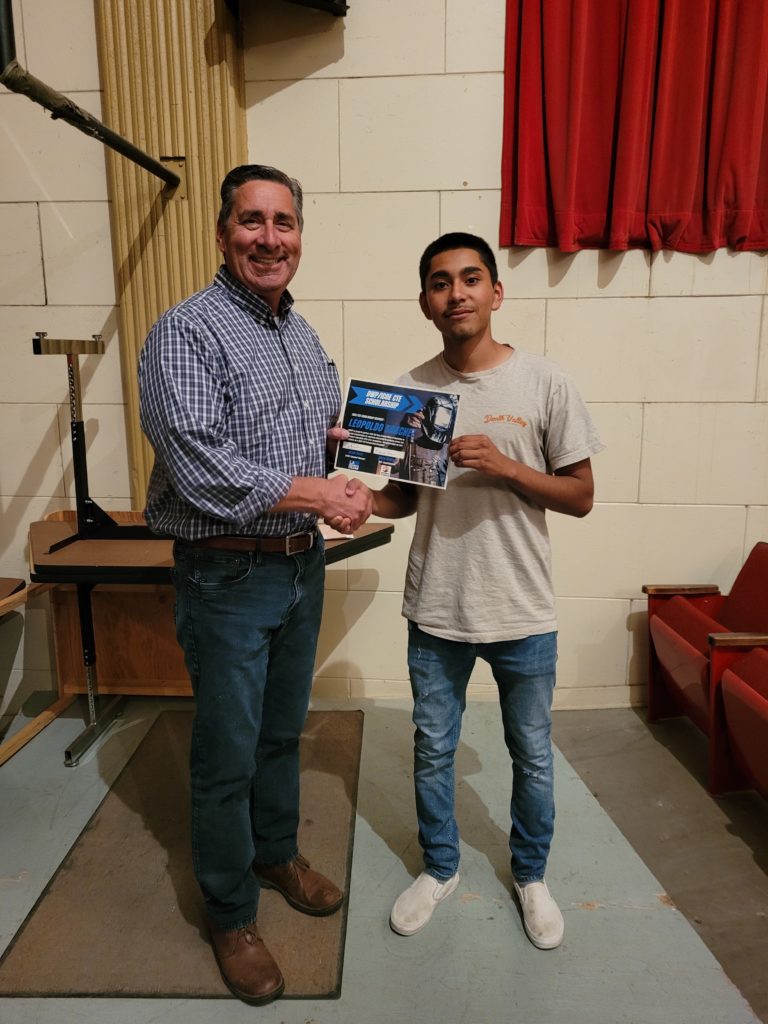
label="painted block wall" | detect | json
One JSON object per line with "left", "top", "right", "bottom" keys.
{"left": 0, "top": 0, "right": 130, "bottom": 723}
{"left": 241, "top": 0, "right": 768, "bottom": 708}
{"left": 0, "top": 0, "right": 766, "bottom": 721}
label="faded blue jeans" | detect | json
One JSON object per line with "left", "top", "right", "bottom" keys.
{"left": 173, "top": 538, "right": 325, "bottom": 930}
{"left": 407, "top": 623, "right": 557, "bottom": 885}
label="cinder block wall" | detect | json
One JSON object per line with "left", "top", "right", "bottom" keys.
{"left": 1, "top": 0, "right": 766, "bottom": 715}
{"left": 0, "top": 0, "right": 129, "bottom": 720}
{"left": 242, "top": 1, "right": 768, "bottom": 707}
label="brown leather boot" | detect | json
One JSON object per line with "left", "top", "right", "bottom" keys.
{"left": 208, "top": 919, "right": 284, "bottom": 1005}
{"left": 253, "top": 853, "right": 344, "bottom": 916}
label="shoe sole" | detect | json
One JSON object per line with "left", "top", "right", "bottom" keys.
{"left": 522, "top": 927, "right": 563, "bottom": 950}
{"left": 389, "top": 873, "right": 460, "bottom": 936}
{"left": 213, "top": 956, "right": 285, "bottom": 1005}
{"left": 219, "top": 973, "right": 285, "bottom": 1006}
{"left": 524, "top": 933, "right": 565, "bottom": 946}
{"left": 256, "top": 876, "right": 344, "bottom": 917}
{"left": 389, "top": 916, "right": 428, "bottom": 937}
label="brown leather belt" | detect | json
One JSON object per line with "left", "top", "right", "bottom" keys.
{"left": 191, "top": 532, "right": 315, "bottom": 556}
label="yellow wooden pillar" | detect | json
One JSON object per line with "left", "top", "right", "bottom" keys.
{"left": 95, "top": 0, "right": 247, "bottom": 505}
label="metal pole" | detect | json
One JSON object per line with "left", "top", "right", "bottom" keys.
{"left": 0, "top": 0, "right": 14, "bottom": 70}
{"left": 0, "top": 0, "right": 180, "bottom": 190}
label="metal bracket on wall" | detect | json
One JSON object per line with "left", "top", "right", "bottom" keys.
{"left": 160, "top": 157, "right": 187, "bottom": 200}
{"left": 285, "top": 0, "right": 349, "bottom": 14}
{"left": 225, "top": 0, "right": 349, "bottom": 18}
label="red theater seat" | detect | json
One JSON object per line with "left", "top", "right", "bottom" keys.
{"left": 721, "top": 649, "right": 768, "bottom": 802}
{"left": 643, "top": 542, "right": 768, "bottom": 793}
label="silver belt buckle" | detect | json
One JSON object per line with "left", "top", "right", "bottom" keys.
{"left": 285, "top": 532, "right": 312, "bottom": 555}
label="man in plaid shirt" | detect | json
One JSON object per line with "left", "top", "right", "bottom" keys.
{"left": 139, "top": 164, "right": 371, "bottom": 1005}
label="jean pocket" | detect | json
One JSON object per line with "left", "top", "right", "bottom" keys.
{"left": 189, "top": 550, "right": 254, "bottom": 589}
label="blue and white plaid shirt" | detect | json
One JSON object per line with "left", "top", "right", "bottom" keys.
{"left": 139, "top": 266, "right": 341, "bottom": 540}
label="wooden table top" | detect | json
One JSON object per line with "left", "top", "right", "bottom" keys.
{"left": 29, "top": 519, "right": 394, "bottom": 584}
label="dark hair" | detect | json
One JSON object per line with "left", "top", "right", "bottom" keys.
{"left": 418, "top": 232, "right": 498, "bottom": 290}
{"left": 217, "top": 164, "right": 304, "bottom": 232}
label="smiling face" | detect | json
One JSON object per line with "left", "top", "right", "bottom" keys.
{"left": 419, "top": 248, "right": 503, "bottom": 346}
{"left": 216, "top": 179, "right": 302, "bottom": 311}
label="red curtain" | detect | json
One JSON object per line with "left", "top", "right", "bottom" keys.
{"left": 500, "top": 0, "right": 768, "bottom": 252}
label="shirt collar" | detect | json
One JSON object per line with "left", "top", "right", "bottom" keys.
{"left": 214, "top": 264, "right": 295, "bottom": 322}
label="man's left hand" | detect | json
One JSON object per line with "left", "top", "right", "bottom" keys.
{"left": 449, "top": 434, "right": 510, "bottom": 477}
{"left": 326, "top": 425, "right": 349, "bottom": 461}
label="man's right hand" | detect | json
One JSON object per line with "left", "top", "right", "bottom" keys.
{"left": 271, "top": 474, "right": 373, "bottom": 531}
{"left": 322, "top": 475, "right": 373, "bottom": 532}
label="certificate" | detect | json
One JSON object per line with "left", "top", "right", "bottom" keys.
{"left": 334, "top": 378, "right": 460, "bottom": 489}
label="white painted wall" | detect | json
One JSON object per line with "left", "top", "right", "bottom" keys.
{"left": 1, "top": 0, "right": 766, "bottom": 722}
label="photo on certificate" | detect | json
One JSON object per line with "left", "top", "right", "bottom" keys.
{"left": 335, "top": 379, "right": 460, "bottom": 489}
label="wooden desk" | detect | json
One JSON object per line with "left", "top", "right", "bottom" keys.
{"left": 30, "top": 518, "right": 392, "bottom": 580}
{"left": 29, "top": 516, "right": 394, "bottom": 765}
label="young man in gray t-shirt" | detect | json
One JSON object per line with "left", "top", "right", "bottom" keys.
{"left": 371, "top": 232, "right": 604, "bottom": 950}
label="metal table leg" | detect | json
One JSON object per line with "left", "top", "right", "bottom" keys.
{"left": 64, "top": 582, "right": 124, "bottom": 767}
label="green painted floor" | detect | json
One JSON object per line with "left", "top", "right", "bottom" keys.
{"left": 0, "top": 698, "right": 762, "bottom": 1024}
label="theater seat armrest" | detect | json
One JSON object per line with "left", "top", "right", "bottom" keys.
{"left": 708, "top": 633, "right": 768, "bottom": 648}
{"left": 642, "top": 584, "right": 720, "bottom": 595}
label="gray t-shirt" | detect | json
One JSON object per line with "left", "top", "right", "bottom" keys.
{"left": 398, "top": 348, "right": 604, "bottom": 643}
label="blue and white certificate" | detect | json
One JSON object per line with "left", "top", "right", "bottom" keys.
{"left": 334, "top": 379, "right": 460, "bottom": 489}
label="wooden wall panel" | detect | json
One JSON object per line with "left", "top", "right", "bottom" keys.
{"left": 52, "top": 585, "right": 192, "bottom": 696}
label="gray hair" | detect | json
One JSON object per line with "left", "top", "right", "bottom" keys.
{"left": 217, "top": 164, "right": 304, "bottom": 232}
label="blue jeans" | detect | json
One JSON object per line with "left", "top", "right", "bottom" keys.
{"left": 407, "top": 623, "right": 557, "bottom": 885}
{"left": 172, "top": 538, "right": 325, "bottom": 930}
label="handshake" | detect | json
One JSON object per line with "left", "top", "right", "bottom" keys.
{"left": 322, "top": 425, "right": 376, "bottom": 534}
{"left": 322, "top": 474, "right": 374, "bottom": 535}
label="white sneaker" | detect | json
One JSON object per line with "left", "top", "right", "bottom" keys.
{"left": 389, "top": 871, "right": 460, "bottom": 936}
{"left": 512, "top": 879, "right": 564, "bottom": 949}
